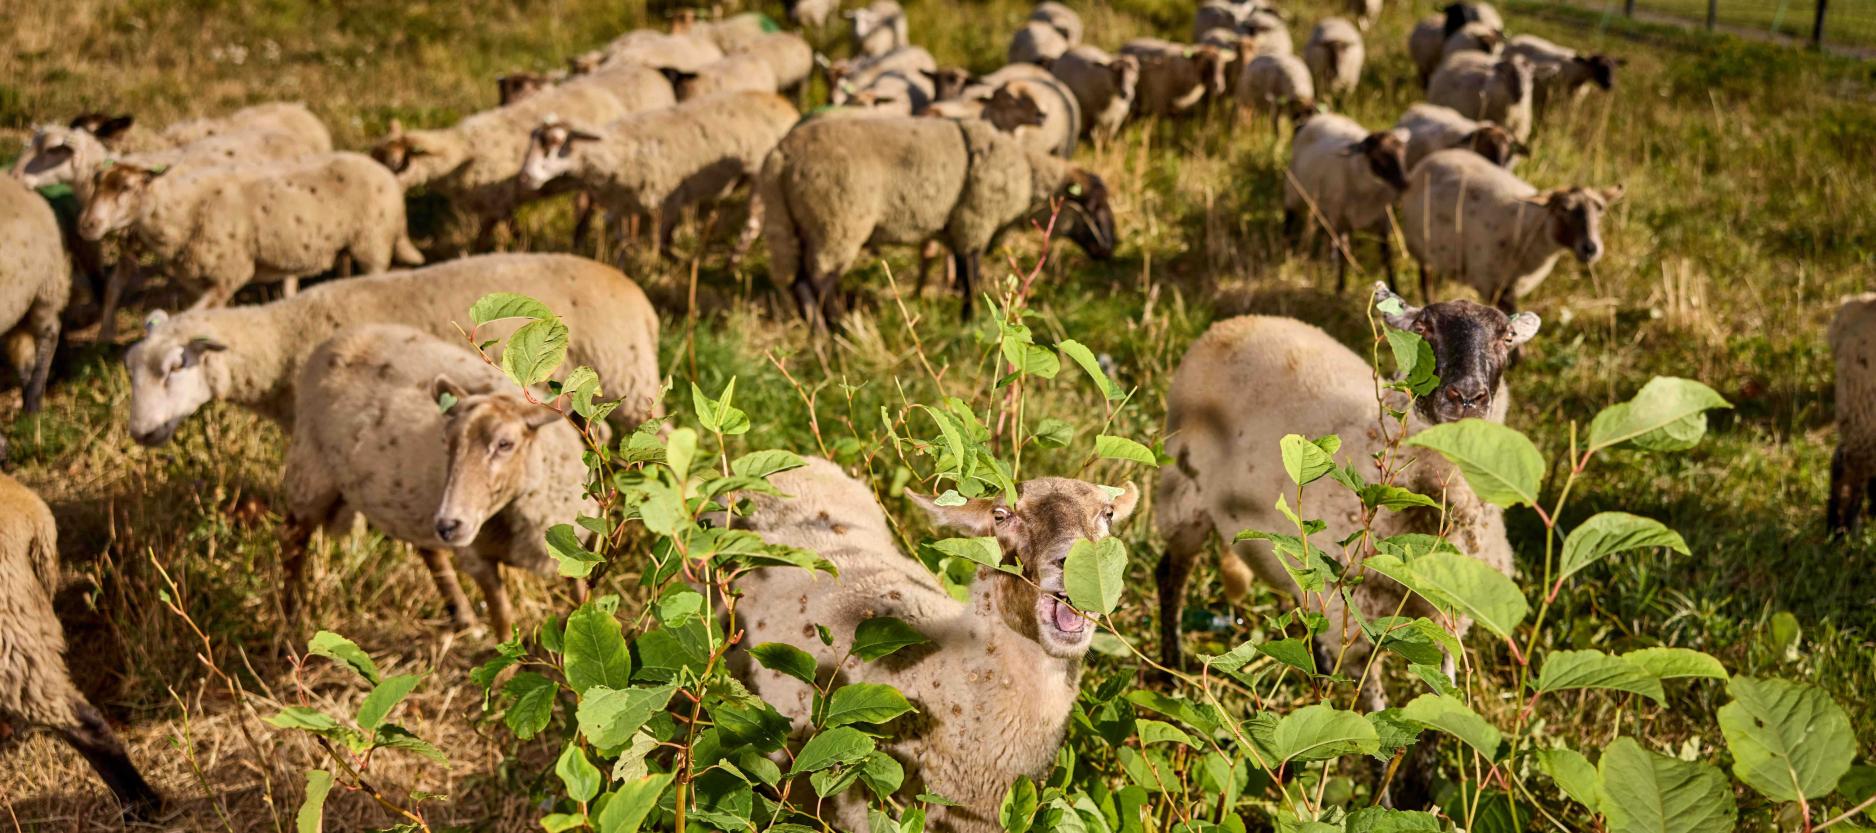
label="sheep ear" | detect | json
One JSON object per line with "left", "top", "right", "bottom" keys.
{"left": 525, "top": 405, "right": 561, "bottom": 429}
{"left": 432, "top": 375, "right": 470, "bottom": 412}
{"left": 184, "top": 337, "right": 227, "bottom": 360}
{"left": 659, "top": 67, "right": 697, "bottom": 86}
{"left": 568, "top": 128, "right": 603, "bottom": 142}
{"left": 1599, "top": 184, "right": 1625, "bottom": 205}
{"left": 1507, "top": 312, "right": 1541, "bottom": 348}
{"left": 96, "top": 115, "right": 135, "bottom": 139}
{"left": 143, "top": 309, "right": 169, "bottom": 335}
{"left": 1372, "top": 282, "right": 1421, "bottom": 328}
{"left": 1518, "top": 189, "right": 1559, "bottom": 207}
{"left": 906, "top": 491, "right": 1001, "bottom": 537}
{"left": 1107, "top": 482, "right": 1139, "bottom": 522}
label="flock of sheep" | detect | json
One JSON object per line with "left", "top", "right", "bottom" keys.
{"left": 0, "top": 0, "right": 1869, "bottom": 827}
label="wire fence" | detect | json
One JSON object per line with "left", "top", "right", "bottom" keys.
{"left": 1545, "top": 0, "right": 1876, "bottom": 54}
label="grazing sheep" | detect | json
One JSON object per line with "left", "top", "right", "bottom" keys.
{"left": 1304, "top": 17, "right": 1364, "bottom": 101}
{"left": 1410, "top": 15, "right": 1503, "bottom": 87}
{"left": 1195, "top": 0, "right": 1250, "bottom": 40}
{"left": 849, "top": 0, "right": 909, "bottom": 57}
{"left": 285, "top": 324, "right": 591, "bottom": 637}
{"left": 123, "top": 253, "right": 661, "bottom": 446}
{"left": 983, "top": 75, "right": 1083, "bottom": 158}
{"left": 153, "top": 102, "right": 332, "bottom": 151}
{"left": 1049, "top": 46, "right": 1141, "bottom": 141}
{"left": 736, "top": 457, "right": 1138, "bottom": 833}
{"left": 78, "top": 153, "right": 423, "bottom": 308}
{"left": 1120, "top": 39, "right": 1231, "bottom": 118}
{"left": 498, "top": 71, "right": 558, "bottom": 105}
{"left": 518, "top": 91, "right": 799, "bottom": 256}
{"left": 601, "top": 29, "right": 726, "bottom": 73}
{"left": 1240, "top": 10, "right": 1296, "bottom": 56}
{"left": 1400, "top": 149, "right": 1621, "bottom": 312}
{"left": 1154, "top": 285, "right": 1539, "bottom": 685}
{"left": 664, "top": 52, "right": 780, "bottom": 98}
{"left": 1505, "top": 34, "right": 1620, "bottom": 113}
{"left": 1009, "top": 21, "right": 1071, "bottom": 66}
{"left": 1030, "top": 1, "right": 1084, "bottom": 44}
{"left": 740, "top": 31, "right": 816, "bottom": 90}
{"left": 62, "top": 113, "right": 138, "bottom": 150}
{"left": 1829, "top": 294, "right": 1876, "bottom": 535}
{"left": 681, "top": 12, "right": 778, "bottom": 54}
{"left": 786, "top": 0, "right": 838, "bottom": 29}
{"left": 1427, "top": 51, "right": 1533, "bottom": 142}
{"left": 0, "top": 177, "right": 72, "bottom": 414}
{"left": 1283, "top": 114, "right": 1408, "bottom": 292}
{"left": 11, "top": 120, "right": 328, "bottom": 201}
{"left": 829, "top": 46, "right": 940, "bottom": 106}
{"left": 0, "top": 472, "right": 163, "bottom": 818}
{"left": 759, "top": 116, "right": 1117, "bottom": 329}
{"left": 1350, "top": 0, "right": 1383, "bottom": 30}
{"left": 1235, "top": 53, "right": 1315, "bottom": 131}
{"left": 1395, "top": 102, "right": 1525, "bottom": 171}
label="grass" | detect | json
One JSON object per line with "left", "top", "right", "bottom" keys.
{"left": 2, "top": 0, "right": 1874, "bottom": 830}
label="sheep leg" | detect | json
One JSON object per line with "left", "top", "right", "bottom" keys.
{"left": 730, "top": 192, "right": 764, "bottom": 266}
{"left": 1380, "top": 235, "right": 1398, "bottom": 292}
{"left": 418, "top": 547, "right": 479, "bottom": 629}
{"left": 282, "top": 276, "right": 300, "bottom": 298}
{"left": 56, "top": 699, "right": 163, "bottom": 819}
{"left": 474, "top": 216, "right": 506, "bottom": 253}
{"left": 1153, "top": 548, "right": 1198, "bottom": 676}
{"left": 22, "top": 316, "right": 59, "bottom": 414}
{"left": 462, "top": 557, "right": 513, "bottom": 640}
{"left": 1418, "top": 263, "right": 1433, "bottom": 304}
{"left": 1829, "top": 447, "right": 1864, "bottom": 536}
{"left": 1281, "top": 210, "right": 1299, "bottom": 251}
{"left": 954, "top": 250, "right": 981, "bottom": 321}
{"left": 1335, "top": 235, "right": 1350, "bottom": 295}
{"left": 97, "top": 257, "right": 137, "bottom": 342}
{"left": 571, "top": 191, "right": 597, "bottom": 250}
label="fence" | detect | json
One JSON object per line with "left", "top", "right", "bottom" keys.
{"left": 1548, "top": 0, "right": 1876, "bottom": 54}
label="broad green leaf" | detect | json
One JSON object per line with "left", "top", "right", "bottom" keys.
{"left": 857, "top": 751, "right": 904, "bottom": 798}
{"left": 853, "top": 617, "right": 931, "bottom": 661}
{"left": 1059, "top": 340, "right": 1124, "bottom": 400}
{"left": 1095, "top": 435, "right": 1158, "bottom": 467}
{"left": 1279, "top": 434, "right": 1340, "bottom": 487}
{"left": 1064, "top": 537, "right": 1127, "bottom": 616}
{"left": 296, "top": 769, "right": 333, "bottom": 833}
{"left": 501, "top": 316, "right": 569, "bottom": 387}
{"left": 1536, "top": 650, "right": 1666, "bottom": 704}
{"left": 731, "top": 449, "right": 807, "bottom": 478}
{"left": 1367, "top": 709, "right": 1420, "bottom": 761}
{"left": 546, "top": 524, "right": 603, "bottom": 578}
{"left": 503, "top": 672, "right": 557, "bottom": 740}
{"left": 1399, "top": 694, "right": 1501, "bottom": 760}
{"left": 1404, "top": 420, "right": 1545, "bottom": 508}
{"left": 1124, "top": 690, "right": 1223, "bottom": 734}
{"left": 1587, "top": 377, "right": 1731, "bottom": 453}
{"left": 1001, "top": 775, "right": 1039, "bottom": 833}
{"left": 1002, "top": 338, "right": 1061, "bottom": 379}
{"left": 1359, "top": 483, "right": 1441, "bottom": 512}
{"left": 1718, "top": 676, "right": 1855, "bottom": 801}
{"left": 823, "top": 683, "right": 915, "bottom": 728}
{"left": 557, "top": 742, "right": 603, "bottom": 803}
{"left": 577, "top": 685, "right": 676, "bottom": 750}
{"left": 1366, "top": 552, "right": 1528, "bottom": 640}
{"left": 356, "top": 673, "right": 423, "bottom": 730}
{"left": 1032, "top": 417, "right": 1076, "bottom": 449}
{"left": 1537, "top": 747, "right": 1601, "bottom": 812}
{"left": 541, "top": 813, "right": 585, "bottom": 832}
{"left": 562, "top": 365, "right": 602, "bottom": 418}
{"left": 665, "top": 428, "right": 698, "bottom": 481}
{"left": 790, "top": 727, "right": 876, "bottom": 775}
{"left": 1597, "top": 737, "right": 1736, "bottom": 833}
{"left": 929, "top": 537, "right": 1003, "bottom": 570}
{"left": 564, "top": 601, "right": 631, "bottom": 694}
{"left": 597, "top": 774, "right": 674, "bottom": 833}
{"left": 471, "top": 292, "right": 554, "bottom": 324}
{"left": 307, "top": 631, "right": 381, "bottom": 685}
{"left": 749, "top": 642, "right": 820, "bottom": 686}
{"left": 1257, "top": 638, "right": 1317, "bottom": 676}
{"left": 1345, "top": 807, "right": 1441, "bottom": 833}
{"left": 1558, "top": 513, "right": 1690, "bottom": 584}
{"left": 372, "top": 724, "right": 447, "bottom": 763}
{"left": 268, "top": 706, "right": 340, "bottom": 733}
{"left": 1270, "top": 704, "right": 1381, "bottom": 763}
{"left": 657, "top": 587, "right": 704, "bottom": 627}
{"left": 1838, "top": 766, "right": 1876, "bottom": 822}
{"left": 1136, "top": 719, "right": 1198, "bottom": 748}
{"left": 1624, "top": 648, "right": 1728, "bottom": 681}
{"left": 1384, "top": 329, "right": 1439, "bottom": 397}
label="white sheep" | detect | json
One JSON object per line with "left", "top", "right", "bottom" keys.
{"left": 1427, "top": 51, "right": 1534, "bottom": 142}
{"left": 11, "top": 117, "right": 329, "bottom": 202}
{"left": 1303, "top": 17, "right": 1365, "bottom": 101}
{"left": 680, "top": 12, "right": 777, "bottom": 54}
{"left": 786, "top": 0, "right": 838, "bottom": 30}
{"left": 664, "top": 51, "right": 780, "bottom": 99}
{"left": 1195, "top": 0, "right": 1250, "bottom": 40}
{"left": 77, "top": 152, "right": 423, "bottom": 308}
{"left": 1283, "top": 113, "right": 1409, "bottom": 292}
{"left": 1505, "top": 34, "right": 1621, "bottom": 114}
{"left": 150, "top": 102, "right": 331, "bottom": 150}
{"left": 848, "top": 0, "right": 909, "bottom": 57}
{"left": 740, "top": 31, "right": 816, "bottom": 90}
{"left": 1235, "top": 53, "right": 1315, "bottom": 131}
{"left": 123, "top": 253, "right": 662, "bottom": 446}
{"left": 1030, "top": 1, "right": 1084, "bottom": 45}
{"left": 1400, "top": 149, "right": 1622, "bottom": 312}
{"left": 0, "top": 177, "right": 72, "bottom": 414}
{"left": 1154, "top": 285, "right": 1539, "bottom": 687}
{"left": 1350, "top": 0, "right": 1384, "bottom": 30}
{"left": 1120, "top": 38, "right": 1231, "bottom": 118}
{"left": 828, "top": 46, "right": 939, "bottom": 108}
{"left": 600, "top": 28, "right": 726, "bottom": 73}
{"left": 758, "top": 116, "right": 1117, "bottom": 330}
{"left": 1048, "top": 45, "right": 1141, "bottom": 141}
{"left": 1395, "top": 102, "right": 1525, "bottom": 171}
{"left": 1009, "top": 21, "right": 1071, "bottom": 67}
{"left": 1240, "top": 10, "right": 1296, "bottom": 57}
{"left": 736, "top": 457, "right": 1138, "bottom": 833}
{"left": 1830, "top": 293, "right": 1876, "bottom": 535}
{"left": 1409, "top": 12, "right": 1503, "bottom": 87}
{"left": 0, "top": 471, "right": 163, "bottom": 818}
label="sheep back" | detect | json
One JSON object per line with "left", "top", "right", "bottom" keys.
{"left": 576, "top": 91, "right": 798, "bottom": 217}
{"left": 0, "top": 178, "right": 71, "bottom": 346}
{"left": 1049, "top": 46, "right": 1139, "bottom": 139}
{"left": 1236, "top": 53, "right": 1314, "bottom": 112}
{"left": 159, "top": 102, "right": 332, "bottom": 154}
{"left": 1009, "top": 21, "right": 1071, "bottom": 66}
{"left": 1285, "top": 114, "right": 1398, "bottom": 234}
{"left": 0, "top": 471, "right": 80, "bottom": 728}
{"left": 1399, "top": 149, "right": 1555, "bottom": 301}
{"left": 1832, "top": 294, "right": 1876, "bottom": 472}
{"left": 1427, "top": 51, "right": 1532, "bottom": 141}
{"left": 1304, "top": 17, "right": 1364, "bottom": 97}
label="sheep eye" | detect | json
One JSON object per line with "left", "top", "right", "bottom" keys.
{"left": 1101, "top": 507, "right": 1115, "bottom": 521}
{"left": 992, "top": 507, "right": 1012, "bottom": 524}
{"left": 495, "top": 439, "right": 516, "bottom": 453}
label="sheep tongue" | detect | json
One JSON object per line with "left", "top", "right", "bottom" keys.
{"left": 1053, "top": 598, "right": 1086, "bottom": 633}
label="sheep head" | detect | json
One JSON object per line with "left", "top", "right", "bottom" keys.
{"left": 984, "top": 84, "right": 1047, "bottom": 133}
{"left": 911, "top": 479, "right": 1139, "bottom": 658}
{"left": 1057, "top": 168, "right": 1118, "bottom": 260}
{"left": 370, "top": 120, "right": 464, "bottom": 183}
{"left": 920, "top": 67, "right": 976, "bottom": 101}
{"left": 498, "top": 72, "right": 551, "bottom": 106}
{"left": 68, "top": 112, "right": 136, "bottom": 144}
{"left": 1526, "top": 185, "right": 1623, "bottom": 265}
{"left": 1494, "top": 54, "right": 1534, "bottom": 104}
{"left": 1347, "top": 129, "right": 1409, "bottom": 193}
{"left": 1191, "top": 45, "right": 1231, "bottom": 99}
{"left": 1578, "top": 53, "right": 1621, "bottom": 90}
{"left": 1374, "top": 284, "right": 1540, "bottom": 424}
{"left": 124, "top": 313, "right": 227, "bottom": 446}
{"left": 1105, "top": 54, "right": 1141, "bottom": 97}
{"left": 12, "top": 124, "right": 103, "bottom": 189}
{"left": 1461, "top": 122, "right": 1525, "bottom": 169}
{"left": 432, "top": 379, "right": 561, "bottom": 548}
{"left": 520, "top": 119, "right": 602, "bottom": 192}
{"left": 78, "top": 162, "right": 165, "bottom": 241}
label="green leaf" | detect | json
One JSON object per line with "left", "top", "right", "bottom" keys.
{"left": 1404, "top": 419, "right": 1545, "bottom": 508}
{"left": 1717, "top": 676, "right": 1855, "bottom": 802}
{"left": 372, "top": 723, "right": 448, "bottom": 763}
{"left": 731, "top": 449, "right": 807, "bottom": 478}
{"left": 356, "top": 674, "right": 422, "bottom": 730}
{"left": 657, "top": 587, "right": 704, "bottom": 627}
{"left": 296, "top": 769, "right": 333, "bottom": 833}
{"left": 562, "top": 365, "right": 602, "bottom": 418}
{"left": 556, "top": 742, "right": 603, "bottom": 803}
{"left": 790, "top": 727, "right": 876, "bottom": 775}
{"left": 597, "top": 774, "right": 674, "bottom": 833}
{"left": 1095, "top": 435, "right": 1158, "bottom": 467}
{"left": 692, "top": 379, "right": 751, "bottom": 435}
{"left": 1002, "top": 338, "right": 1061, "bottom": 379}
{"left": 1367, "top": 709, "right": 1421, "bottom": 761}
{"left": 1279, "top": 434, "right": 1341, "bottom": 487}
{"left": 546, "top": 524, "right": 604, "bottom": 579}
{"left": 1345, "top": 807, "right": 1442, "bottom": 833}
{"left": 1623, "top": 647, "right": 1728, "bottom": 681}
{"left": 471, "top": 292, "right": 554, "bottom": 324}
{"left": 1597, "top": 737, "right": 1736, "bottom": 833}
{"left": 929, "top": 536, "right": 1003, "bottom": 569}
{"left": 1270, "top": 704, "right": 1380, "bottom": 763}
{"left": 1000, "top": 775, "right": 1039, "bottom": 833}
{"left": 1359, "top": 483, "right": 1441, "bottom": 512}
{"left": 1059, "top": 340, "right": 1124, "bottom": 400}
{"left": 268, "top": 706, "right": 341, "bottom": 733}
{"left": 1064, "top": 537, "right": 1127, "bottom": 616}
{"left": 823, "top": 683, "right": 915, "bottom": 728}
{"left": 501, "top": 315, "right": 569, "bottom": 387}
{"left": 1587, "top": 377, "right": 1732, "bottom": 453}
{"left": 564, "top": 600, "right": 631, "bottom": 695}
{"left": 541, "top": 813, "right": 585, "bottom": 832}
{"left": 307, "top": 631, "right": 381, "bottom": 685}
{"left": 1031, "top": 417, "right": 1076, "bottom": 449}
{"left": 1257, "top": 638, "right": 1317, "bottom": 675}
{"left": 503, "top": 671, "right": 557, "bottom": 740}
{"left": 1136, "top": 719, "right": 1198, "bottom": 748}
{"left": 1536, "top": 747, "right": 1601, "bottom": 812}
{"left": 749, "top": 642, "right": 819, "bottom": 686}
{"left": 852, "top": 617, "right": 931, "bottom": 661}
{"left": 1558, "top": 513, "right": 1690, "bottom": 585}
{"left": 1365, "top": 552, "right": 1528, "bottom": 640}
{"left": 1399, "top": 694, "right": 1502, "bottom": 760}
{"left": 858, "top": 751, "right": 905, "bottom": 798}
{"left": 1536, "top": 650, "right": 1666, "bottom": 704}
{"left": 577, "top": 685, "right": 676, "bottom": 750}
{"left": 1384, "top": 329, "right": 1439, "bottom": 397}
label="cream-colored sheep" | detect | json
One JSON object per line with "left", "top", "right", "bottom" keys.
{"left": 152, "top": 102, "right": 331, "bottom": 150}
{"left": 1241, "top": 10, "right": 1296, "bottom": 56}
{"left": 1283, "top": 113, "right": 1408, "bottom": 291}
{"left": 787, "top": 0, "right": 838, "bottom": 29}
{"left": 1400, "top": 149, "right": 1622, "bottom": 311}
{"left": 0, "top": 177, "right": 72, "bottom": 414}
{"left": 982, "top": 75, "right": 1083, "bottom": 158}
{"left": 1031, "top": 1, "right": 1084, "bottom": 43}
{"left": 601, "top": 29, "right": 725, "bottom": 73}
{"left": 11, "top": 119, "right": 328, "bottom": 201}
{"left": 1304, "top": 17, "right": 1364, "bottom": 100}
{"left": 0, "top": 471, "right": 163, "bottom": 817}
{"left": 1505, "top": 34, "right": 1620, "bottom": 114}
{"left": 1409, "top": 14, "right": 1503, "bottom": 87}
{"left": 665, "top": 51, "right": 780, "bottom": 98}
{"left": 1235, "top": 53, "right": 1315, "bottom": 130}
{"left": 1350, "top": 0, "right": 1384, "bottom": 30}
{"left": 1427, "top": 51, "right": 1534, "bottom": 141}
{"left": 1830, "top": 294, "right": 1876, "bottom": 535}
{"left": 78, "top": 152, "right": 422, "bottom": 308}
{"left": 759, "top": 116, "right": 1116, "bottom": 330}
{"left": 123, "top": 253, "right": 661, "bottom": 445}
{"left": 829, "top": 46, "right": 939, "bottom": 107}
{"left": 740, "top": 31, "right": 815, "bottom": 90}
{"left": 1009, "top": 21, "right": 1071, "bottom": 66}
{"left": 736, "top": 457, "right": 1138, "bottom": 833}
{"left": 1154, "top": 286, "right": 1539, "bottom": 689}
{"left": 1395, "top": 102, "right": 1525, "bottom": 171}
{"left": 848, "top": 0, "right": 909, "bottom": 57}
{"left": 680, "top": 12, "right": 777, "bottom": 54}
{"left": 1120, "top": 38, "right": 1231, "bottom": 117}
{"left": 1049, "top": 46, "right": 1141, "bottom": 141}
{"left": 284, "top": 324, "right": 592, "bottom": 637}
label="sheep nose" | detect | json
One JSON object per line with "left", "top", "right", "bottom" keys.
{"left": 435, "top": 518, "right": 462, "bottom": 542}
{"left": 1444, "top": 385, "right": 1488, "bottom": 412}
{"left": 1578, "top": 241, "right": 1603, "bottom": 262}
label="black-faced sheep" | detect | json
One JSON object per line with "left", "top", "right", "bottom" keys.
{"left": 1409, "top": 6, "right": 1504, "bottom": 88}
{"left": 1303, "top": 17, "right": 1365, "bottom": 102}
{"left": 1828, "top": 294, "right": 1876, "bottom": 535}
{"left": 1030, "top": 2, "right": 1084, "bottom": 44}
{"left": 1395, "top": 102, "right": 1526, "bottom": 171}
{"left": 1049, "top": 46, "right": 1141, "bottom": 142}
{"left": 1236, "top": 53, "right": 1316, "bottom": 132}
{"left": 1505, "top": 34, "right": 1621, "bottom": 115}
{"left": 1283, "top": 114, "right": 1409, "bottom": 292}
{"left": 1120, "top": 38, "right": 1231, "bottom": 118}
{"left": 1427, "top": 51, "right": 1534, "bottom": 142}
{"left": 0, "top": 176, "right": 72, "bottom": 414}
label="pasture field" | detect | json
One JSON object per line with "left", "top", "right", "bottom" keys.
{"left": 1, "top": 0, "right": 1873, "bottom": 830}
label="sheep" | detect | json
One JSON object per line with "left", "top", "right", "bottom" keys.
{"left": 1304, "top": 17, "right": 1364, "bottom": 101}
{"left": 1120, "top": 39, "right": 1231, "bottom": 118}
{"left": 498, "top": 71, "right": 558, "bottom": 106}
{"left": 1048, "top": 46, "right": 1141, "bottom": 141}
{"left": 759, "top": 116, "right": 1118, "bottom": 330}
{"left": 1195, "top": 0, "right": 1250, "bottom": 40}
{"left": 284, "top": 324, "right": 591, "bottom": 637}
{"left": 740, "top": 31, "right": 816, "bottom": 90}
{"left": 152, "top": 102, "right": 331, "bottom": 151}
{"left": 1395, "top": 102, "right": 1525, "bottom": 171}
{"left": 11, "top": 119, "right": 328, "bottom": 201}
{"left": 982, "top": 75, "right": 1083, "bottom": 159}
{"left": 1505, "top": 34, "right": 1620, "bottom": 114}
{"left": 1283, "top": 113, "right": 1408, "bottom": 292}
{"left": 1427, "top": 51, "right": 1534, "bottom": 142}
{"left": 600, "top": 29, "right": 725, "bottom": 73}
{"left": 123, "top": 253, "right": 662, "bottom": 446}
{"left": 1153, "top": 285, "right": 1540, "bottom": 690}
{"left": 1350, "top": 0, "right": 1383, "bottom": 30}
{"left": 1030, "top": 1, "right": 1084, "bottom": 44}
{"left": 1829, "top": 294, "right": 1876, "bottom": 535}
{"left": 828, "top": 46, "right": 939, "bottom": 106}
{"left": 664, "top": 52, "right": 780, "bottom": 98}
{"left": 1240, "top": 10, "right": 1295, "bottom": 56}
{"left": 1410, "top": 11, "right": 1503, "bottom": 87}
{"left": 849, "top": 0, "right": 909, "bottom": 58}
{"left": 62, "top": 112, "right": 138, "bottom": 150}
{"left": 1009, "top": 21, "right": 1071, "bottom": 67}
{"left": 0, "top": 471, "right": 164, "bottom": 818}
{"left": 735, "top": 457, "right": 1138, "bottom": 833}
{"left": 1234, "top": 53, "right": 1315, "bottom": 131}
{"left": 1399, "top": 149, "right": 1622, "bottom": 312}
{"left": 77, "top": 152, "right": 423, "bottom": 308}
{"left": 0, "top": 177, "right": 72, "bottom": 414}
{"left": 680, "top": 12, "right": 778, "bottom": 54}
{"left": 786, "top": 0, "right": 838, "bottom": 30}
{"left": 518, "top": 91, "right": 799, "bottom": 257}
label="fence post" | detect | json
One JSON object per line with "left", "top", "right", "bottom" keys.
{"left": 1812, "top": 0, "right": 1828, "bottom": 47}
{"left": 1624, "top": 0, "right": 1634, "bottom": 16}
{"left": 1706, "top": 0, "right": 1717, "bottom": 30}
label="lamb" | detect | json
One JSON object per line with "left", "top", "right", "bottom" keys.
{"left": 1829, "top": 294, "right": 1876, "bottom": 535}
{"left": 1395, "top": 102, "right": 1525, "bottom": 171}
{"left": 1009, "top": 21, "right": 1071, "bottom": 66}
{"left": 1427, "top": 51, "right": 1534, "bottom": 142}
{"left": 518, "top": 91, "right": 798, "bottom": 255}
{"left": 981, "top": 75, "right": 1084, "bottom": 158}
{"left": 1283, "top": 113, "right": 1409, "bottom": 292}
{"left": 1409, "top": 9, "right": 1503, "bottom": 87}
{"left": 1030, "top": 1, "right": 1084, "bottom": 45}
{"left": 1399, "top": 149, "right": 1621, "bottom": 312}
{"left": 1235, "top": 53, "right": 1315, "bottom": 131}
{"left": 1505, "top": 34, "right": 1620, "bottom": 113}
{"left": 0, "top": 472, "right": 164, "bottom": 818}
{"left": 1350, "top": 0, "right": 1383, "bottom": 30}
{"left": 1154, "top": 285, "right": 1540, "bottom": 687}
{"left": 1303, "top": 17, "right": 1364, "bottom": 101}
{"left": 123, "top": 253, "right": 662, "bottom": 446}
{"left": 735, "top": 457, "right": 1138, "bottom": 833}
{"left": 849, "top": 0, "right": 909, "bottom": 57}
{"left": 77, "top": 152, "right": 423, "bottom": 308}
{"left": 284, "top": 324, "right": 592, "bottom": 637}
{"left": 758, "top": 116, "right": 1117, "bottom": 330}
{"left": 1120, "top": 39, "right": 1231, "bottom": 118}
{"left": 0, "top": 177, "right": 72, "bottom": 414}
{"left": 1048, "top": 46, "right": 1141, "bottom": 141}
